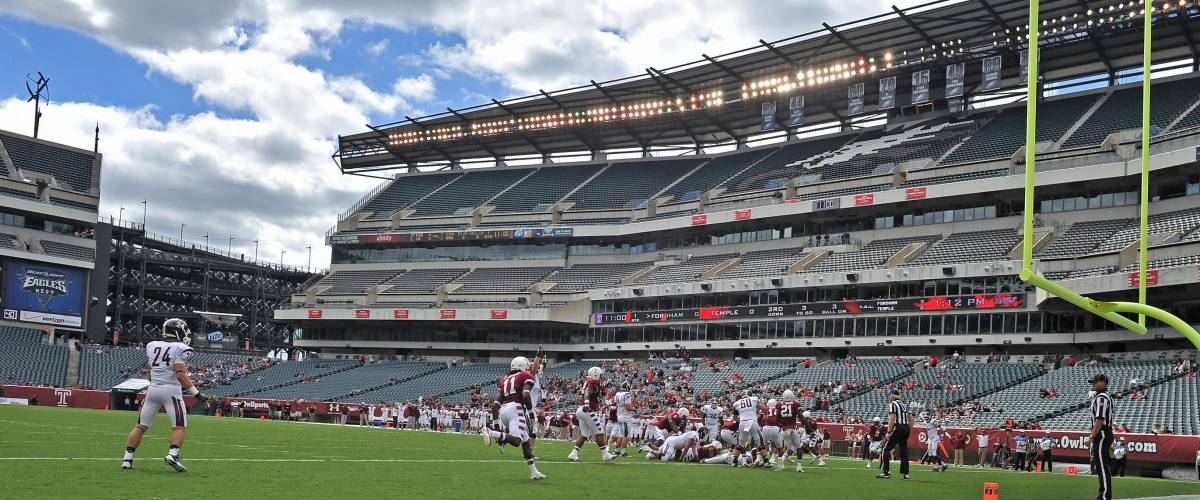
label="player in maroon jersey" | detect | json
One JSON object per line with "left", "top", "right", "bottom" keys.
{"left": 482, "top": 356, "right": 546, "bottom": 480}
{"left": 866, "top": 416, "right": 887, "bottom": 469}
{"left": 761, "top": 398, "right": 784, "bottom": 465}
{"left": 568, "top": 366, "right": 615, "bottom": 462}
{"left": 719, "top": 415, "right": 740, "bottom": 448}
{"left": 776, "top": 390, "right": 805, "bottom": 471}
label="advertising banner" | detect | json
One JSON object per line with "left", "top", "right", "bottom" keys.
{"left": 2, "top": 260, "right": 87, "bottom": 328}
{"left": 761, "top": 101, "right": 778, "bottom": 132}
{"left": 946, "top": 63, "right": 965, "bottom": 98}
{"left": 787, "top": 95, "right": 805, "bottom": 127}
{"left": 847, "top": 82, "right": 865, "bottom": 115}
{"left": 982, "top": 56, "right": 1002, "bottom": 91}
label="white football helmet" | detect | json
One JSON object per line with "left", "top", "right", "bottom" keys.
{"left": 782, "top": 389, "right": 796, "bottom": 401}
{"left": 162, "top": 318, "right": 191, "bottom": 345}
{"left": 677, "top": 407, "right": 690, "bottom": 418}
{"left": 767, "top": 398, "right": 777, "bottom": 407}
{"left": 872, "top": 416, "right": 881, "bottom": 423}
{"left": 586, "top": 366, "right": 604, "bottom": 379}
{"left": 802, "top": 410, "right": 812, "bottom": 419}
{"left": 511, "top": 356, "right": 531, "bottom": 371}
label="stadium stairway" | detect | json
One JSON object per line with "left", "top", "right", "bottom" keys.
{"left": 829, "top": 362, "right": 917, "bottom": 408}
{"left": 66, "top": 350, "right": 80, "bottom": 388}
{"left": 230, "top": 362, "right": 363, "bottom": 398}
{"left": 941, "top": 365, "right": 1048, "bottom": 408}
{"left": 328, "top": 364, "right": 448, "bottom": 402}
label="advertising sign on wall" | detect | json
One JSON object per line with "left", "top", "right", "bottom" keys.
{"left": 2, "top": 260, "right": 87, "bottom": 328}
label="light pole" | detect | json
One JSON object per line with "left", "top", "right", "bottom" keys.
{"left": 228, "top": 235, "right": 235, "bottom": 253}
{"left": 140, "top": 199, "right": 148, "bottom": 231}
{"left": 179, "top": 222, "right": 186, "bottom": 241}
{"left": 280, "top": 249, "right": 286, "bottom": 266}
{"left": 118, "top": 206, "right": 124, "bottom": 224}
{"left": 306, "top": 245, "right": 312, "bottom": 271}
{"left": 203, "top": 233, "right": 209, "bottom": 250}
{"left": 254, "top": 238, "right": 260, "bottom": 261}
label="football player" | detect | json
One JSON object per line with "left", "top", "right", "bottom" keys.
{"left": 799, "top": 410, "right": 826, "bottom": 466}
{"left": 867, "top": 416, "right": 886, "bottom": 469}
{"left": 568, "top": 367, "right": 615, "bottom": 462}
{"left": 648, "top": 427, "right": 701, "bottom": 462}
{"left": 482, "top": 356, "right": 546, "bottom": 480}
{"left": 734, "top": 390, "right": 769, "bottom": 448}
{"left": 121, "top": 318, "right": 208, "bottom": 472}
{"left": 761, "top": 398, "right": 784, "bottom": 465}
{"left": 776, "top": 390, "right": 805, "bottom": 471}
{"left": 609, "top": 389, "right": 636, "bottom": 457}
{"left": 700, "top": 400, "right": 725, "bottom": 442}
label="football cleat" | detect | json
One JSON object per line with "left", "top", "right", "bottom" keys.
{"left": 164, "top": 455, "right": 187, "bottom": 472}
{"left": 121, "top": 460, "right": 133, "bottom": 470}
{"left": 481, "top": 429, "right": 492, "bottom": 447}
{"left": 567, "top": 449, "right": 580, "bottom": 462}
{"left": 817, "top": 457, "right": 826, "bottom": 466}
{"left": 796, "top": 462, "right": 805, "bottom": 472}
{"left": 530, "top": 471, "right": 547, "bottom": 481}
{"left": 876, "top": 472, "right": 891, "bottom": 479}
{"left": 601, "top": 451, "right": 615, "bottom": 462}
{"left": 903, "top": 474, "right": 911, "bottom": 480}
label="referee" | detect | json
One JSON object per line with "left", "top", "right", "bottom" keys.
{"left": 1089, "top": 374, "right": 1115, "bottom": 500}
{"left": 877, "top": 388, "right": 911, "bottom": 480}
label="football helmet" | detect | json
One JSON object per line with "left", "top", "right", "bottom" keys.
{"left": 511, "top": 356, "right": 531, "bottom": 371}
{"left": 872, "top": 416, "right": 881, "bottom": 423}
{"left": 802, "top": 410, "right": 812, "bottom": 419}
{"left": 782, "top": 389, "right": 796, "bottom": 401}
{"left": 767, "top": 398, "right": 777, "bottom": 408}
{"left": 676, "top": 407, "right": 690, "bottom": 418}
{"left": 162, "top": 318, "right": 191, "bottom": 345}
{"left": 586, "top": 366, "right": 604, "bottom": 379}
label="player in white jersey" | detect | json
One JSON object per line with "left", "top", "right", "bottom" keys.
{"left": 529, "top": 350, "right": 544, "bottom": 441}
{"left": 734, "top": 391, "right": 768, "bottom": 448}
{"left": 608, "top": 390, "right": 635, "bottom": 456}
{"left": 121, "top": 319, "right": 208, "bottom": 472}
{"left": 649, "top": 429, "right": 701, "bottom": 462}
{"left": 701, "top": 402, "right": 724, "bottom": 442}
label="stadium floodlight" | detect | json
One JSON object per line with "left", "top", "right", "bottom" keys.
{"left": 1019, "top": 0, "right": 1200, "bottom": 350}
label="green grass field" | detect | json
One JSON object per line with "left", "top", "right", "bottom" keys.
{"left": 1, "top": 405, "right": 1198, "bottom": 499}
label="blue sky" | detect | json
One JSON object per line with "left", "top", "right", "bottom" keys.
{"left": 0, "top": 0, "right": 904, "bottom": 267}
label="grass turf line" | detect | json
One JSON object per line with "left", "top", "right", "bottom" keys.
{"left": 1, "top": 406, "right": 1197, "bottom": 499}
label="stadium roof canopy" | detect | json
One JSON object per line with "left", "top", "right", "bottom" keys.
{"left": 336, "top": 0, "right": 1200, "bottom": 173}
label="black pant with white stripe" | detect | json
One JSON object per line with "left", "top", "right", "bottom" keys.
{"left": 1091, "top": 427, "right": 1114, "bottom": 500}
{"left": 881, "top": 424, "right": 910, "bottom": 476}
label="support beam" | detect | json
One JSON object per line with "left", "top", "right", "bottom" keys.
{"left": 977, "top": 0, "right": 1011, "bottom": 32}
{"left": 822, "top": 22, "right": 869, "bottom": 60}
{"left": 892, "top": 5, "right": 938, "bottom": 47}
{"left": 588, "top": 80, "right": 651, "bottom": 151}
{"left": 537, "top": 89, "right": 599, "bottom": 153}
{"left": 403, "top": 116, "right": 458, "bottom": 162}
{"left": 491, "top": 99, "right": 549, "bottom": 158}
{"left": 1075, "top": 0, "right": 1114, "bottom": 78}
{"left": 701, "top": 53, "right": 745, "bottom": 81}
{"left": 363, "top": 124, "right": 417, "bottom": 169}
{"left": 446, "top": 107, "right": 503, "bottom": 161}
{"left": 758, "top": 39, "right": 803, "bottom": 69}
{"left": 647, "top": 67, "right": 742, "bottom": 143}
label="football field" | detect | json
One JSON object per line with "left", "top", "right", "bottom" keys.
{"left": 1, "top": 406, "right": 1198, "bottom": 499}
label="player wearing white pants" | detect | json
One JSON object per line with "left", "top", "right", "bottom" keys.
{"left": 762, "top": 425, "right": 783, "bottom": 451}
{"left": 734, "top": 393, "right": 768, "bottom": 448}
{"left": 655, "top": 431, "right": 700, "bottom": 461}
{"left": 122, "top": 318, "right": 208, "bottom": 473}
{"left": 498, "top": 402, "right": 531, "bottom": 443}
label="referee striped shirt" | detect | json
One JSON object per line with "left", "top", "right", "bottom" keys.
{"left": 1091, "top": 391, "right": 1114, "bottom": 426}
{"left": 889, "top": 400, "right": 910, "bottom": 425}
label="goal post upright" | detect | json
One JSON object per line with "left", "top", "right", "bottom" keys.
{"left": 1017, "top": 0, "right": 1200, "bottom": 349}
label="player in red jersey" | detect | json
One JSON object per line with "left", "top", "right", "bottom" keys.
{"left": 719, "top": 416, "right": 740, "bottom": 448}
{"left": 482, "top": 356, "right": 546, "bottom": 480}
{"left": 866, "top": 416, "right": 887, "bottom": 469}
{"left": 761, "top": 398, "right": 784, "bottom": 466}
{"left": 775, "top": 390, "right": 805, "bottom": 471}
{"left": 568, "top": 366, "right": 615, "bottom": 462}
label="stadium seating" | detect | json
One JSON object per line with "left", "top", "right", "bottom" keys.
{"left": 557, "top": 217, "right": 631, "bottom": 226}
{"left": 358, "top": 173, "right": 460, "bottom": 218}
{"left": 78, "top": 345, "right": 146, "bottom": 389}
{"left": 798, "top": 183, "right": 892, "bottom": 201}
{"left": 807, "top": 121, "right": 977, "bottom": 182}
{"left": 660, "top": 148, "right": 776, "bottom": 201}
{"left": 566, "top": 159, "right": 703, "bottom": 210}
{"left": 356, "top": 363, "right": 505, "bottom": 404}
{"left": 720, "top": 247, "right": 809, "bottom": 279}
{"left": 1121, "top": 254, "right": 1200, "bottom": 272}
{"left": 1063, "top": 79, "right": 1200, "bottom": 149}
{"left": 970, "top": 360, "right": 1174, "bottom": 428}
{"left": 211, "top": 359, "right": 359, "bottom": 397}
{"left": 1094, "top": 207, "right": 1200, "bottom": 253}
{"left": 409, "top": 168, "right": 532, "bottom": 216}
{"left": 634, "top": 254, "right": 736, "bottom": 285}
{"left": 39, "top": 240, "right": 96, "bottom": 261}
{"left": 900, "top": 169, "right": 1008, "bottom": 188}
{"left": 943, "top": 94, "right": 1100, "bottom": 164}
{"left": 243, "top": 361, "right": 443, "bottom": 401}
{"left": 1038, "top": 218, "right": 1132, "bottom": 258}
{"left": 452, "top": 267, "right": 558, "bottom": 293}
{"left": 909, "top": 229, "right": 1018, "bottom": 266}
{"left": 722, "top": 135, "right": 855, "bottom": 193}
{"left": 0, "top": 326, "right": 67, "bottom": 387}
{"left": 0, "top": 233, "right": 20, "bottom": 250}
{"left": 384, "top": 268, "right": 468, "bottom": 293}
{"left": 807, "top": 235, "right": 940, "bottom": 273}
{"left": 893, "top": 362, "right": 1046, "bottom": 409}
{"left": 488, "top": 164, "right": 598, "bottom": 213}
{"left": 315, "top": 270, "right": 405, "bottom": 294}
{"left": 0, "top": 133, "right": 95, "bottom": 192}
{"left": 543, "top": 263, "right": 650, "bottom": 292}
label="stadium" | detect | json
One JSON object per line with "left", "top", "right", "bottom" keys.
{"left": 2, "top": 0, "right": 1200, "bottom": 498}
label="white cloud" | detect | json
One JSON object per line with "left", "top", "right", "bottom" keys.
{"left": 366, "top": 38, "right": 389, "bottom": 56}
